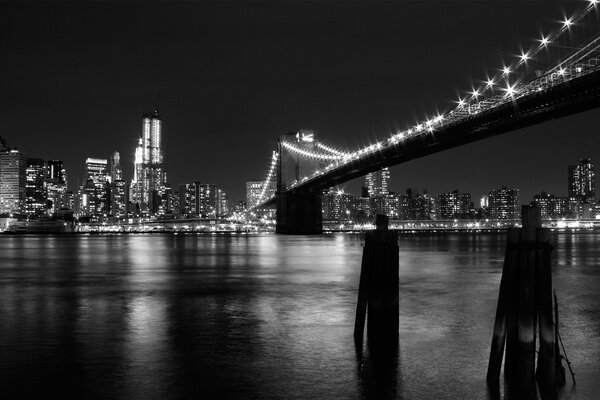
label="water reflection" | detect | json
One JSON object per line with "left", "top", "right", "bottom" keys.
{"left": 0, "top": 233, "right": 598, "bottom": 399}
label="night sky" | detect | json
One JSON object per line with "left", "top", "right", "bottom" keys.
{"left": 2, "top": 1, "right": 598, "bottom": 203}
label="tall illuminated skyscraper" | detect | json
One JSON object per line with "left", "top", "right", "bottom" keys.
{"left": 46, "top": 160, "right": 68, "bottom": 213}
{"left": 110, "top": 151, "right": 122, "bottom": 182}
{"left": 365, "top": 167, "right": 390, "bottom": 197}
{"left": 568, "top": 158, "right": 595, "bottom": 203}
{"left": 25, "top": 158, "right": 47, "bottom": 217}
{"left": 0, "top": 149, "right": 27, "bottom": 214}
{"left": 129, "top": 110, "right": 167, "bottom": 216}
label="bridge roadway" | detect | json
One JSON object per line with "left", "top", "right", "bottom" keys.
{"left": 286, "top": 69, "right": 600, "bottom": 194}
{"left": 272, "top": 68, "right": 600, "bottom": 233}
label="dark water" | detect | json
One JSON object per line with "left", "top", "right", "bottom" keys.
{"left": 0, "top": 233, "right": 599, "bottom": 399}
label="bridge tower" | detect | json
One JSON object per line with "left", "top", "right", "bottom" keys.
{"left": 276, "top": 130, "right": 326, "bottom": 234}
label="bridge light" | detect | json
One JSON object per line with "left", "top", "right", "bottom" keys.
{"left": 457, "top": 97, "right": 465, "bottom": 107}
{"left": 486, "top": 78, "right": 495, "bottom": 88}
{"left": 470, "top": 89, "right": 480, "bottom": 98}
{"left": 540, "top": 36, "right": 550, "bottom": 46}
{"left": 519, "top": 52, "right": 530, "bottom": 62}
{"left": 502, "top": 66, "right": 511, "bottom": 75}
{"left": 558, "top": 67, "right": 566, "bottom": 76}
{"left": 563, "top": 17, "right": 573, "bottom": 28}
{"left": 503, "top": 83, "right": 517, "bottom": 97}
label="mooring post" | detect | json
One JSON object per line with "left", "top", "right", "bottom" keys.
{"left": 487, "top": 228, "right": 520, "bottom": 385}
{"left": 535, "top": 227, "right": 556, "bottom": 391}
{"left": 354, "top": 215, "right": 399, "bottom": 347}
{"left": 511, "top": 205, "right": 540, "bottom": 390}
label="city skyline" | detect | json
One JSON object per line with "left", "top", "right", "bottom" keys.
{"left": 2, "top": 2, "right": 600, "bottom": 202}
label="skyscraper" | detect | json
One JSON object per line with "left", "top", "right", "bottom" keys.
{"left": 435, "top": 190, "right": 472, "bottom": 219}
{"left": 0, "top": 149, "right": 27, "bottom": 214}
{"left": 140, "top": 111, "right": 167, "bottom": 215}
{"left": 25, "top": 158, "right": 47, "bottom": 217}
{"left": 110, "top": 151, "right": 122, "bottom": 182}
{"left": 109, "top": 151, "right": 126, "bottom": 218}
{"left": 46, "top": 160, "right": 68, "bottom": 213}
{"left": 568, "top": 158, "right": 595, "bottom": 204}
{"left": 489, "top": 186, "right": 520, "bottom": 220}
{"left": 246, "top": 180, "right": 275, "bottom": 208}
{"left": 365, "top": 168, "right": 390, "bottom": 197}
{"left": 78, "top": 158, "right": 108, "bottom": 218}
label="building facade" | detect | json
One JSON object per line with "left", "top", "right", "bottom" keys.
{"left": 489, "top": 186, "right": 520, "bottom": 220}
{"left": 25, "top": 158, "right": 47, "bottom": 217}
{"left": 0, "top": 149, "right": 27, "bottom": 214}
{"left": 435, "top": 190, "right": 472, "bottom": 219}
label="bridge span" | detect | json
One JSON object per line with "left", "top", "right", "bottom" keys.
{"left": 250, "top": 3, "right": 600, "bottom": 234}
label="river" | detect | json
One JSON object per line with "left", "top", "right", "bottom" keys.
{"left": 0, "top": 232, "right": 598, "bottom": 399}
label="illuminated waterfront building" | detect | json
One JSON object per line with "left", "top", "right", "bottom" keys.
{"left": 398, "top": 188, "right": 434, "bottom": 220}
{"left": 25, "top": 158, "right": 47, "bottom": 217}
{"left": 0, "top": 148, "right": 27, "bottom": 214}
{"left": 86, "top": 158, "right": 108, "bottom": 188}
{"left": 532, "top": 191, "right": 569, "bottom": 219}
{"left": 568, "top": 159, "right": 595, "bottom": 218}
{"left": 365, "top": 167, "right": 390, "bottom": 197}
{"left": 489, "top": 186, "right": 520, "bottom": 220}
{"left": 196, "top": 183, "right": 218, "bottom": 218}
{"left": 76, "top": 158, "right": 108, "bottom": 218}
{"left": 129, "top": 138, "right": 144, "bottom": 213}
{"left": 178, "top": 183, "right": 195, "bottom": 216}
{"left": 110, "top": 151, "right": 122, "bottom": 182}
{"left": 246, "top": 181, "right": 262, "bottom": 209}
{"left": 110, "top": 180, "right": 128, "bottom": 218}
{"left": 217, "top": 188, "right": 229, "bottom": 217}
{"left": 435, "top": 190, "right": 472, "bottom": 219}
{"left": 45, "top": 160, "right": 68, "bottom": 213}
{"left": 480, "top": 195, "right": 489, "bottom": 208}
{"left": 140, "top": 111, "right": 167, "bottom": 215}
{"left": 322, "top": 189, "right": 359, "bottom": 221}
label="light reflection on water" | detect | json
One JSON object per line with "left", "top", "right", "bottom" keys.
{"left": 0, "top": 232, "right": 598, "bottom": 399}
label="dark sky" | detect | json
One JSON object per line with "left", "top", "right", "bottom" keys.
{"left": 2, "top": 1, "right": 598, "bottom": 203}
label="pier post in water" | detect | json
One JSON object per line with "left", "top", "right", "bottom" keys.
{"left": 487, "top": 205, "right": 561, "bottom": 392}
{"left": 354, "top": 215, "right": 399, "bottom": 348}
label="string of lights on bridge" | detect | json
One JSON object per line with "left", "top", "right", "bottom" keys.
{"left": 252, "top": 0, "right": 600, "bottom": 210}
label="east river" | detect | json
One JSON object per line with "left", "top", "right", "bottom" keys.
{"left": 0, "top": 232, "right": 599, "bottom": 399}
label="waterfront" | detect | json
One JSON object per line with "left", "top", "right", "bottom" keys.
{"left": 0, "top": 233, "right": 599, "bottom": 399}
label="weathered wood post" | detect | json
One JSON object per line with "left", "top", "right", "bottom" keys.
{"left": 512, "top": 206, "right": 539, "bottom": 390}
{"left": 488, "top": 205, "right": 564, "bottom": 392}
{"left": 354, "top": 214, "right": 399, "bottom": 348}
{"left": 535, "top": 227, "right": 556, "bottom": 391}
{"left": 487, "top": 228, "right": 520, "bottom": 384}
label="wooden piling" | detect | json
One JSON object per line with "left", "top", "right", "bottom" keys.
{"left": 487, "top": 228, "right": 520, "bottom": 385}
{"left": 513, "top": 206, "right": 538, "bottom": 390}
{"left": 354, "top": 215, "right": 399, "bottom": 348}
{"left": 535, "top": 227, "right": 556, "bottom": 391}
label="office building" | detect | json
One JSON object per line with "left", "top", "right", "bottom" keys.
{"left": 0, "top": 149, "right": 27, "bottom": 214}
{"left": 489, "top": 186, "right": 520, "bottom": 220}
{"left": 532, "top": 191, "right": 569, "bottom": 219}
{"left": 25, "top": 158, "right": 47, "bottom": 217}
{"left": 246, "top": 180, "right": 264, "bottom": 209}
{"left": 46, "top": 160, "right": 68, "bottom": 213}
{"left": 568, "top": 159, "right": 595, "bottom": 202}
{"left": 140, "top": 111, "right": 167, "bottom": 215}
{"left": 365, "top": 168, "right": 390, "bottom": 197}
{"left": 435, "top": 190, "right": 472, "bottom": 219}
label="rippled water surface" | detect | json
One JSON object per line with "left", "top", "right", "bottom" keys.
{"left": 0, "top": 233, "right": 598, "bottom": 399}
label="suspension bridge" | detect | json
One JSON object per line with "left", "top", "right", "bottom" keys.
{"left": 251, "top": 1, "right": 600, "bottom": 234}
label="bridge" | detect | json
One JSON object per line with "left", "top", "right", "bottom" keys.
{"left": 251, "top": 1, "right": 600, "bottom": 234}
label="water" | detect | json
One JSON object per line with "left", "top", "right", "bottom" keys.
{"left": 0, "top": 232, "right": 598, "bottom": 399}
